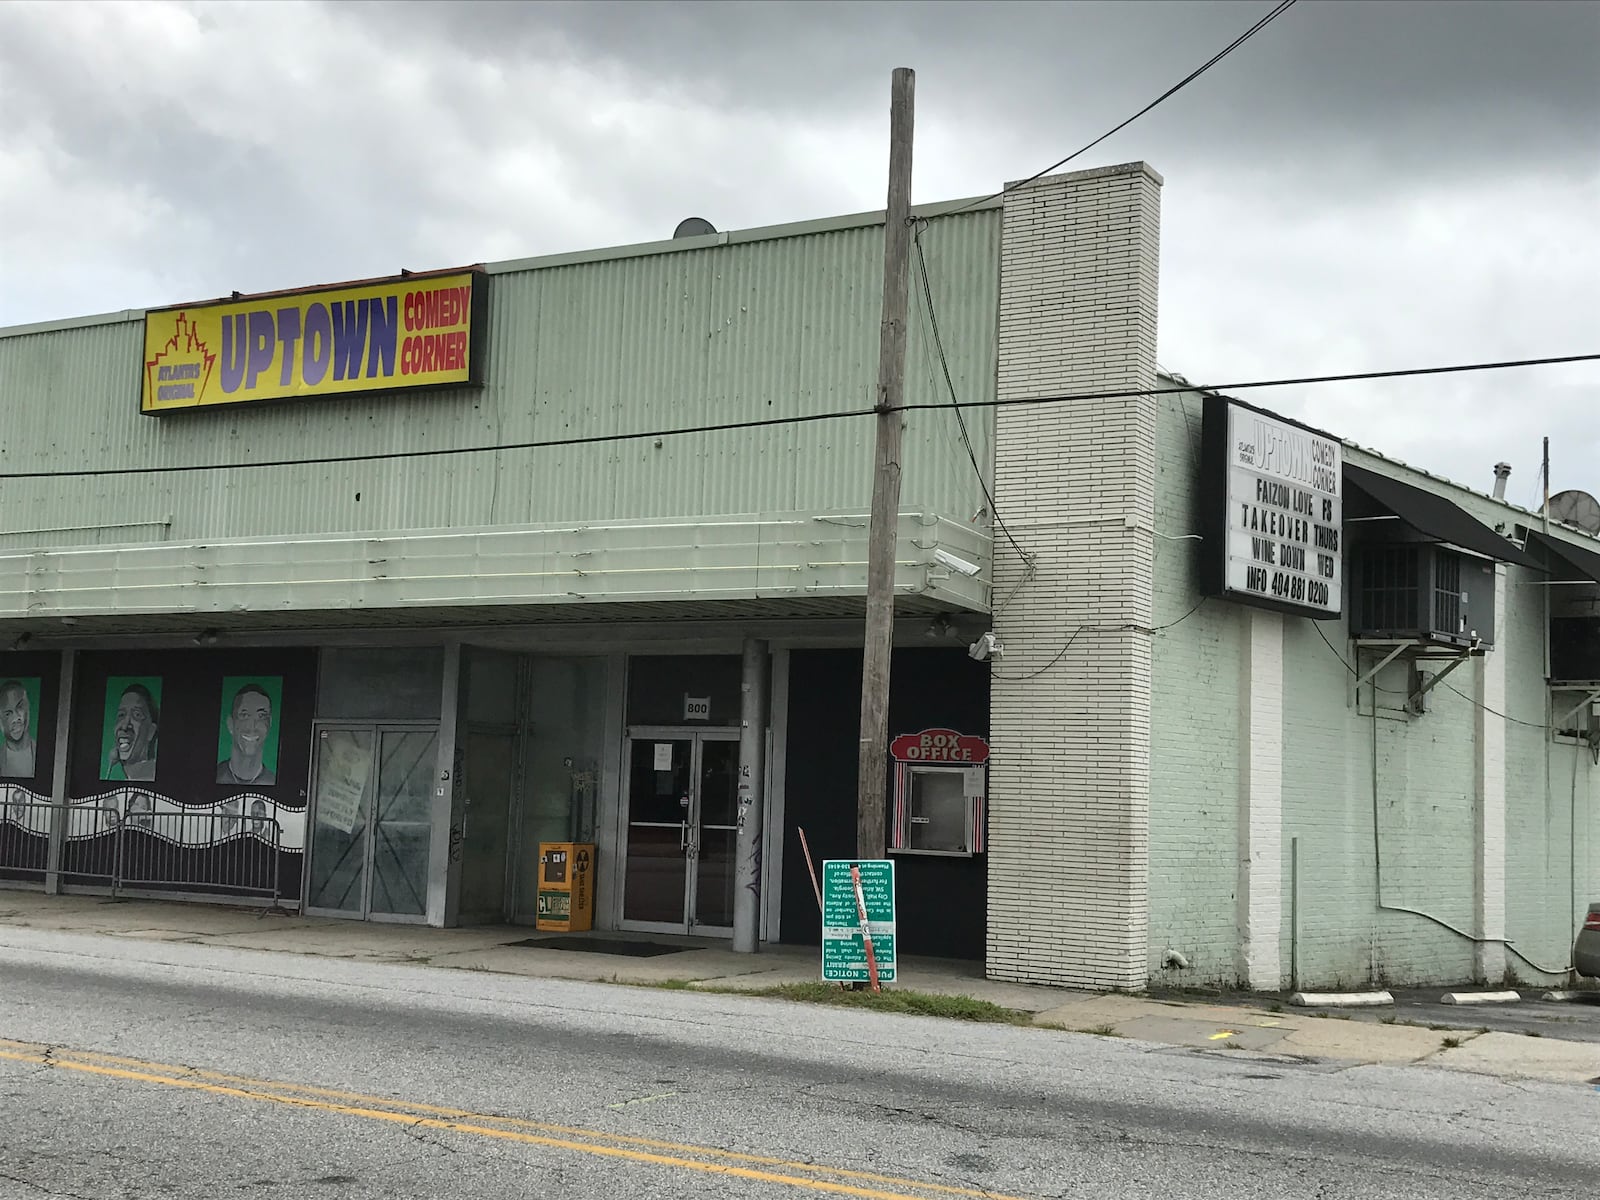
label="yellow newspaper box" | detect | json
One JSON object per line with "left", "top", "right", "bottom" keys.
{"left": 535, "top": 842, "right": 594, "bottom": 932}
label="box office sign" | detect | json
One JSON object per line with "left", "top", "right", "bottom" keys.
{"left": 141, "top": 268, "right": 484, "bottom": 415}
{"left": 888, "top": 728, "right": 989, "bottom": 764}
{"left": 1200, "top": 394, "right": 1343, "bottom": 620}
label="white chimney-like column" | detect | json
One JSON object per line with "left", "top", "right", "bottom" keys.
{"left": 1492, "top": 462, "right": 1512, "bottom": 500}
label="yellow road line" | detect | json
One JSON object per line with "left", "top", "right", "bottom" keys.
{"left": 0, "top": 1040, "right": 1028, "bottom": 1200}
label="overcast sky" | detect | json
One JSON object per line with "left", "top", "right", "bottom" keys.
{"left": 2, "top": 0, "right": 1596, "bottom": 506}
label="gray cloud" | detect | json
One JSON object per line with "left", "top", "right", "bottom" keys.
{"left": 346, "top": 1, "right": 1600, "bottom": 180}
{"left": 0, "top": 0, "right": 1595, "bottom": 499}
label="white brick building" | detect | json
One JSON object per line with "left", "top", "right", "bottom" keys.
{"left": 980, "top": 161, "right": 1598, "bottom": 993}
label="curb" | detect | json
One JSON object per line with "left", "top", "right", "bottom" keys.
{"left": 1440, "top": 990, "right": 1521, "bottom": 1005}
{"left": 1287, "top": 990, "right": 1394, "bottom": 1008}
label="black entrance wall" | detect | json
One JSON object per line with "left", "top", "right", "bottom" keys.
{"left": 781, "top": 647, "right": 989, "bottom": 960}
{"left": 68, "top": 648, "right": 316, "bottom": 900}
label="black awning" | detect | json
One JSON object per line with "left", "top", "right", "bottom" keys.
{"left": 1344, "top": 463, "right": 1541, "bottom": 569}
{"left": 1525, "top": 529, "right": 1600, "bottom": 583}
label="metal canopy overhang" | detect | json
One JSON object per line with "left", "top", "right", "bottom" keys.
{"left": 1523, "top": 528, "right": 1600, "bottom": 584}
{"left": 0, "top": 511, "right": 992, "bottom": 633}
{"left": 1343, "top": 463, "right": 1541, "bottom": 569}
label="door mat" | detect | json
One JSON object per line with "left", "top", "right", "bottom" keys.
{"left": 504, "top": 936, "right": 697, "bottom": 957}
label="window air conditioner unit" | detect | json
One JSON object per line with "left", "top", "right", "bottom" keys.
{"left": 1350, "top": 543, "right": 1495, "bottom": 649}
{"left": 1551, "top": 617, "right": 1600, "bottom": 683}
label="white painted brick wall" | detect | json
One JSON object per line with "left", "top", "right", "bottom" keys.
{"left": 1150, "top": 387, "right": 1587, "bottom": 988}
{"left": 1474, "top": 566, "right": 1508, "bottom": 982}
{"left": 986, "top": 163, "right": 1162, "bottom": 990}
{"left": 1240, "top": 609, "right": 1284, "bottom": 989}
{"left": 1148, "top": 391, "right": 1244, "bottom": 987}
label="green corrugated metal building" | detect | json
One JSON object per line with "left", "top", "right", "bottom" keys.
{"left": 4, "top": 160, "right": 1599, "bottom": 993}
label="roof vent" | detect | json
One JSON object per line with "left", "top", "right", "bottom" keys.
{"left": 1492, "top": 462, "right": 1511, "bottom": 500}
{"left": 673, "top": 217, "right": 717, "bottom": 239}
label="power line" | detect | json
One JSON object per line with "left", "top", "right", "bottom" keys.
{"left": 0, "top": 352, "right": 1595, "bottom": 483}
{"left": 911, "top": 224, "right": 1030, "bottom": 565}
{"left": 1439, "top": 680, "right": 1550, "bottom": 730}
{"left": 934, "top": 0, "right": 1300, "bottom": 221}
{"left": 993, "top": 596, "right": 1207, "bottom": 683}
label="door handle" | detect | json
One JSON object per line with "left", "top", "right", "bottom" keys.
{"left": 680, "top": 821, "right": 689, "bottom": 852}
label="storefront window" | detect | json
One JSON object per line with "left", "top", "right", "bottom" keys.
{"left": 513, "top": 656, "right": 608, "bottom": 919}
{"left": 463, "top": 650, "right": 518, "bottom": 727}
{"left": 317, "top": 648, "right": 444, "bottom": 721}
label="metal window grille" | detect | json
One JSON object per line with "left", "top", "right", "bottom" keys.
{"left": 1359, "top": 544, "right": 1421, "bottom": 632}
{"left": 1433, "top": 550, "right": 1462, "bottom": 637}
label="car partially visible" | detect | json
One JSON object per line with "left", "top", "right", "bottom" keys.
{"left": 1573, "top": 902, "right": 1600, "bottom": 978}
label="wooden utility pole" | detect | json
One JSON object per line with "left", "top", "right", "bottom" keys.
{"left": 857, "top": 67, "right": 915, "bottom": 860}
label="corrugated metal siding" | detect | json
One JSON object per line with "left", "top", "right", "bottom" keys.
{"left": 0, "top": 210, "right": 999, "bottom": 549}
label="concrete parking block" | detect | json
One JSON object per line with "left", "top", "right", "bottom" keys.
{"left": 1288, "top": 991, "right": 1394, "bottom": 1007}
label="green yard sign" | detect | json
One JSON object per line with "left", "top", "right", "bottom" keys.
{"left": 821, "top": 859, "right": 897, "bottom": 983}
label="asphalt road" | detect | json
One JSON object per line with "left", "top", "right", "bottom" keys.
{"left": 0, "top": 928, "right": 1594, "bottom": 1199}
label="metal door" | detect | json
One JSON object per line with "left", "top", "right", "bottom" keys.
{"left": 304, "top": 723, "right": 437, "bottom": 922}
{"left": 620, "top": 728, "right": 740, "bottom": 936}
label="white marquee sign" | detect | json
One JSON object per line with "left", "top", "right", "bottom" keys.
{"left": 1214, "top": 399, "right": 1343, "bottom": 619}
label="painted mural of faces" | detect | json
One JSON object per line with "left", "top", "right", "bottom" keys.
{"left": 0, "top": 680, "right": 36, "bottom": 779}
{"left": 218, "top": 682, "right": 277, "bottom": 786}
{"left": 126, "top": 793, "right": 153, "bottom": 830}
{"left": 104, "top": 681, "right": 159, "bottom": 782}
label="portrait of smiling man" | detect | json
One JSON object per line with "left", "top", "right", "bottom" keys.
{"left": 217, "top": 680, "right": 278, "bottom": 786}
{"left": 0, "top": 678, "right": 37, "bottom": 779}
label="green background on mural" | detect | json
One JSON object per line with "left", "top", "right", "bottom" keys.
{"left": 216, "top": 676, "right": 283, "bottom": 775}
{"left": 0, "top": 676, "right": 41, "bottom": 742}
{"left": 101, "top": 676, "right": 162, "bottom": 782}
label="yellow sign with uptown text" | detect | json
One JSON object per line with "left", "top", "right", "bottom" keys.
{"left": 140, "top": 269, "right": 483, "bottom": 415}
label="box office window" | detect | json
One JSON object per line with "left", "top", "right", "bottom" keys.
{"left": 889, "top": 764, "right": 986, "bottom": 857}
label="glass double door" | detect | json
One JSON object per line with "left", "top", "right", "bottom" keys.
{"left": 305, "top": 724, "right": 437, "bottom": 922}
{"left": 622, "top": 728, "right": 739, "bottom": 936}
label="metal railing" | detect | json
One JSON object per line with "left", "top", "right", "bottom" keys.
{"left": 0, "top": 794, "right": 282, "bottom": 900}
{"left": 0, "top": 792, "right": 53, "bottom": 884}
{"left": 115, "top": 808, "right": 282, "bottom": 900}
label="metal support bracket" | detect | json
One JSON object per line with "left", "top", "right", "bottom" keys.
{"left": 1355, "top": 643, "right": 1411, "bottom": 690}
{"left": 1407, "top": 652, "right": 1470, "bottom": 709}
{"left": 1552, "top": 687, "right": 1600, "bottom": 730}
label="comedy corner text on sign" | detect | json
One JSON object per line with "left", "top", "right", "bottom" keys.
{"left": 140, "top": 268, "right": 484, "bottom": 415}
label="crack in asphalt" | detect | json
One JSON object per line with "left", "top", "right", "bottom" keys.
{"left": 0, "top": 1167, "right": 102, "bottom": 1200}
{"left": 402, "top": 1118, "right": 461, "bottom": 1157}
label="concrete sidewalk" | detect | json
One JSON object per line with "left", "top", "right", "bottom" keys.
{"left": 4, "top": 889, "right": 1599, "bottom": 1086}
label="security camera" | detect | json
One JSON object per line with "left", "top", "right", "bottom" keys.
{"left": 933, "top": 548, "right": 981, "bottom": 578}
{"left": 968, "top": 631, "right": 1002, "bottom": 661}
